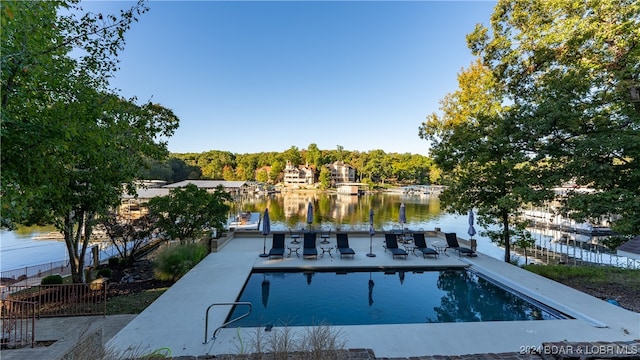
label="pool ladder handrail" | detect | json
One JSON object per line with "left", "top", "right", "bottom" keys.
{"left": 203, "top": 301, "right": 253, "bottom": 344}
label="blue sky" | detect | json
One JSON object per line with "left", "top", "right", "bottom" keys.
{"left": 83, "top": 1, "right": 496, "bottom": 155}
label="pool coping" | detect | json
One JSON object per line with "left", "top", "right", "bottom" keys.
{"left": 105, "top": 233, "right": 640, "bottom": 358}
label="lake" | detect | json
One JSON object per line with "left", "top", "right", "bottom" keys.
{"left": 233, "top": 191, "right": 459, "bottom": 231}
{"left": 1, "top": 226, "right": 69, "bottom": 270}
{"left": 4, "top": 191, "right": 632, "bottom": 272}
{"left": 2, "top": 192, "right": 504, "bottom": 270}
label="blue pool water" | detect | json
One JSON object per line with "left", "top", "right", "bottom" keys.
{"left": 227, "top": 268, "right": 569, "bottom": 327}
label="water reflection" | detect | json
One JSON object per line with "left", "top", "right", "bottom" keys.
{"left": 233, "top": 192, "right": 444, "bottom": 231}
{"left": 431, "top": 270, "right": 555, "bottom": 322}
{"left": 229, "top": 269, "right": 562, "bottom": 327}
{"left": 233, "top": 192, "right": 640, "bottom": 268}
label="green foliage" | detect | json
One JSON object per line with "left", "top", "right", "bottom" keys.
{"left": 419, "top": 0, "right": 640, "bottom": 262}
{"left": 256, "top": 168, "right": 269, "bottom": 183}
{"left": 318, "top": 167, "right": 331, "bottom": 190}
{"left": 107, "top": 287, "right": 169, "bottom": 315}
{"left": 139, "top": 157, "right": 200, "bottom": 182}
{"left": 41, "top": 275, "right": 63, "bottom": 285}
{"left": 523, "top": 265, "right": 640, "bottom": 288}
{"left": 169, "top": 146, "right": 438, "bottom": 187}
{"left": 97, "top": 268, "right": 113, "bottom": 279}
{"left": 147, "top": 184, "right": 231, "bottom": 243}
{"left": 419, "top": 60, "right": 556, "bottom": 262}
{"left": 468, "top": 0, "right": 640, "bottom": 235}
{"left": 153, "top": 243, "right": 208, "bottom": 281}
{"left": 100, "top": 212, "right": 155, "bottom": 264}
{"left": 1, "top": 1, "right": 179, "bottom": 283}
{"left": 600, "top": 235, "right": 633, "bottom": 251}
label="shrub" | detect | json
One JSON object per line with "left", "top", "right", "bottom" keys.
{"left": 108, "top": 257, "right": 120, "bottom": 268}
{"left": 41, "top": 275, "right": 63, "bottom": 285}
{"left": 153, "top": 243, "right": 208, "bottom": 281}
{"left": 97, "top": 268, "right": 112, "bottom": 279}
{"left": 243, "top": 322, "right": 346, "bottom": 359}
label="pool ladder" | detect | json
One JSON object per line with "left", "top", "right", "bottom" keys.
{"left": 203, "top": 301, "right": 253, "bottom": 344}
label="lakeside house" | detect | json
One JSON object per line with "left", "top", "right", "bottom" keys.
{"left": 283, "top": 161, "right": 315, "bottom": 186}
{"left": 326, "top": 161, "right": 356, "bottom": 186}
{"left": 119, "top": 180, "right": 249, "bottom": 220}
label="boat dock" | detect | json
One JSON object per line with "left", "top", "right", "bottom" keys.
{"left": 227, "top": 212, "right": 261, "bottom": 231}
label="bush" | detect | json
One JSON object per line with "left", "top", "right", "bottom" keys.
{"left": 97, "top": 268, "right": 113, "bottom": 279}
{"left": 243, "top": 322, "right": 346, "bottom": 358}
{"left": 108, "top": 257, "right": 120, "bottom": 268}
{"left": 41, "top": 274, "right": 63, "bottom": 285}
{"left": 153, "top": 243, "right": 208, "bottom": 281}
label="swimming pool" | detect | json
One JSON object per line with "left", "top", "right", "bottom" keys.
{"left": 227, "top": 267, "right": 570, "bottom": 327}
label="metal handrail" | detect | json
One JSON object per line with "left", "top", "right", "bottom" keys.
{"left": 203, "top": 301, "right": 252, "bottom": 344}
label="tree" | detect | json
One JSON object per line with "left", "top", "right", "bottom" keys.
{"left": 270, "top": 160, "right": 284, "bottom": 183}
{"left": 140, "top": 156, "right": 201, "bottom": 182}
{"left": 146, "top": 184, "right": 231, "bottom": 243}
{"left": 283, "top": 146, "right": 303, "bottom": 166}
{"left": 235, "top": 153, "right": 258, "bottom": 181}
{"left": 362, "top": 150, "right": 386, "bottom": 183}
{"left": 467, "top": 0, "right": 640, "bottom": 235}
{"left": 305, "top": 143, "right": 322, "bottom": 167}
{"left": 419, "top": 61, "right": 555, "bottom": 262}
{"left": 1, "top": 1, "right": 180, "bottom": 282}
{"left": 222, "top": 165, "right": 236, "bottom": 180}
{"left": 100, "top": 211, "right": 156, "bottom": 266}
{"left": 336, "top": 145, "right": 346, "bottom": 162}
{"left": 318, "top": 167, "right": 331, "bottom": 190}
{"left": 256, "top": 168, "right": 270, "bottom": 183}
{"left": 197, "top": 150, "right": 236, "bottom": 179}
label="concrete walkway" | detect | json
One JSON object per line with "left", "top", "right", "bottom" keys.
{"left": 1, "top": 315, "right": 135, "bottom": 360}
{"left": 104, "top": 232, "right": 639, "bottom": 359}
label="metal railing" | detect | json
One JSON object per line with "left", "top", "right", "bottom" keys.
{"left": 1, "top": 261, "right": 70, "bottom": 286}
{"left": 0, "top": 239, "right": 157, "bottom": 287}
{"left": 203, "top": 302, "right": 252, "bottom": 344}
{"left": 2, "top": 282, "right": 108, "bottom": 318}
{"left": 1, "top": 299, "right": 36, "bottom": 349}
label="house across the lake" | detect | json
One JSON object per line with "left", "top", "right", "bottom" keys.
{"left": 119, "top": 180, "right": 250, "bottom": 220}
{"left": 283, "top": 161, "right": 315, "bottom": 186}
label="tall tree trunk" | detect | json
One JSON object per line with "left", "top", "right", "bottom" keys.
{"left": 502, "top": 212, "right": 511, "bottom": 263}
{"left": 63, "top": 210, "right": 94, "bottom": 283}
{"left": 64, "top": 213, "right": 82, "bottom": 283}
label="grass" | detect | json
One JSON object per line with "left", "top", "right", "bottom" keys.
{"left": 106, "top": 287, "right": 169, "bottom": 315}
{"left": 523, "top": 264, "right": 640, "bottom": 287}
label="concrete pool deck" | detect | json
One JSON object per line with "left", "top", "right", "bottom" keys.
{"left": 106, "top": 232, "right": 640, "bottom": 358}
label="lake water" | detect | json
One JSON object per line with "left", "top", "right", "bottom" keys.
{"left": 2, "top": 191, "right": 635, "bottom": 272}
{"left": 1, "top": 226, "right": 69, "bottom": 270}
{"left": 1, "top": 192, "right": 505, "bottom": 271}
{"left": 234, "top": 192, "right": 463, "bottom": 231}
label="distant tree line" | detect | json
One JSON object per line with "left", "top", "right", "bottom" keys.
{"left": 141, "top": 145, "right": 439, "bottom": 187}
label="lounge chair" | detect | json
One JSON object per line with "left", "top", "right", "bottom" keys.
{"left": 412, "top": 232, "right": 439, "bottom": 258}
{"left": 268, "top": 233, "right": 285, "bottom": 259}
{"left": 384, "top": 233, "right": 408, "bottom": 259}
{"left": 303, "top": 232, "right": 318, "bottom": 259}
{"left": 336, "top": 233, "right": 355, "bottom": 258}
{"left": 444, "top": 232, "right": 477, "bottom": 257}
